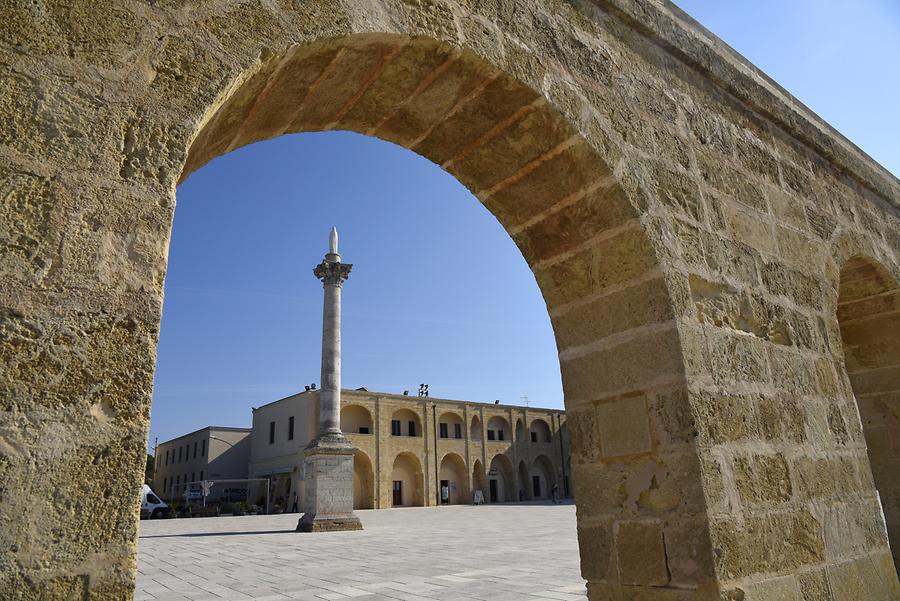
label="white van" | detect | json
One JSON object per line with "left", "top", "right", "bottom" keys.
{"left": 140, "top": 484, "right": 171, "bottom": 519}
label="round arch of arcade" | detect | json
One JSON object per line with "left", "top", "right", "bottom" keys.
{"left": 438, "top": 452, "right": 469, "bottom": 505}
{"left": 834, "top": 249, "right": 900, "bottom": 570}
{"left": 5, "top": 1, "right": 900, "bottom": 600}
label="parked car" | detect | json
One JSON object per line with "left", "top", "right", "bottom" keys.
{"left": 140, "top": 484, "right": 172, "bottom": 519}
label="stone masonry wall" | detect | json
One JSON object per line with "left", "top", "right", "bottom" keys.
{"left": 1, "top": 1, "right": 899, "bottom": 600}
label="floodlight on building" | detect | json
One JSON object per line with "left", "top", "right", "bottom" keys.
{"left": 310, "top": 383, "right": 316, "bottom": 390}
{"left": 403, "top": 390, "right": 409, "bottom": 396}
{"left": 304, "top": 386, "right": 311, "bottom": 392}
{"left": 494, "top": 400, "right": 500, "bottom": 405}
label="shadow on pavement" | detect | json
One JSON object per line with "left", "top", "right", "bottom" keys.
{"left": 139, "top": 529, "right": 294, "bottom": 539}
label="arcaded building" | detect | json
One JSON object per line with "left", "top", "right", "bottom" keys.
{"left": 249, "top": 388, "right": 570, "bottom": 510}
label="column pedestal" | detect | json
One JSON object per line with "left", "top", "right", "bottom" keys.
{"left": 296, "top": 435, "right": 362, "bottom": 532}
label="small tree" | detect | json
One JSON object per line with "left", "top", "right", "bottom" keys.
{"left": 145, "top": 454, "right": 154, "bottom": 484}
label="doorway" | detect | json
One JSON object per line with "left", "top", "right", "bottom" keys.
{"left": 392, "top": 481, "right": 402, "bottom": 507}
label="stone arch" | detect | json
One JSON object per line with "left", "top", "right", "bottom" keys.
{"left": 352, "top": 450, "right": 375, "bottom": 510}
{"left": 837, "top": 255, "right": 900, "bottom": 572}
{"left": 531, "top": 454, "right": 556, "bottom": 500}
{"left": 470, "top": 415, "right": 483, "bottom": 441}
{"left": 515, "top": 418, "right": 526, "bottom": 443}
{"left": 390, "top": 452, "right": 424, "bottom": 508}
{"left": 341, "top": 404, "right": 373, "bottom": 435}
{"left": 437, "top": 411, "right": 464, "bottom": 440}
{"left": 518, "top": 460, "right": 531, "bottom": 501}
{"left": 4, "top": 7, "right": 757, "bottom": 598}
{"left": 530, "top": 418, "right": 552, "bottom": 443}
{"left": 390, "top": 408, "right": 422, "bottom": 437}
{"left": 486, "top": 416, "right": 511, "bottom": 442}
{"left": 487, "top": 454, "right": 516, "bottom": 503}
{"left": 438, "top": 452, "right": 468, "bottom": 505}
{"left": 166, "top": 26, "right": 710, "bottom": 600}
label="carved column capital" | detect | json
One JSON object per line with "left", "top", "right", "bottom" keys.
{"left": 313, "top": 260, "right": 352, "bottom": 286}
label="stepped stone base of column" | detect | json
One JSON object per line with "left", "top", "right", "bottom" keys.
{"left": 296, "top": 435, "right": 363, "bottom": 533}
{"left": 297, "top": 514, "right": 362, "bottom": 532}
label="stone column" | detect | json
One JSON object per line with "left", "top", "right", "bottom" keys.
{"left": 297, "top": 227, "right": 362, "bottom": 532}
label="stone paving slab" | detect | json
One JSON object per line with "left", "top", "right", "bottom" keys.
{"left": 138, "top": 502, "right": 586, "bottom": 601}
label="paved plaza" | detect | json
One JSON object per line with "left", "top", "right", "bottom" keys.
{"left": 137, "top": 502, "right": 586, "bottom": 601}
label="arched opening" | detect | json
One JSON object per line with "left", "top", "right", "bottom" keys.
{"left": 518, "top": 460, "right": 531, "bottom": 501}
{"left": 531, "top": 455, "right": 556, "bottom": 500}
{"left": 530, "top": 419, "right": 552, "bottom": 443}
{"left": 515, "top": 418, "right": 526, "bottom": 443}
{"left": 487, "top": 454, "right": 515, "bottom": 503}
{"left": 390, "top": 452, "right": 424, "bottom": 508}
{"left": 353, "top": 450, "right": 375, "bottom": 510}
{"left": 486, "top": 416, "right": 511, "bottom": 443}
{"left": 164, "top": 29, "right": 695, "bottom": 601}
{"left": 470, "top": 416, "right": 483, "bottom": 441}
{"left": 341, "top": 404, "right": 374, "bottom": 435}
{"left": 437, "top": 411, "right": 464, "bottom": 440}
{"left": 390, "top": 408, "right": 422, "bottom": 438}
{"left": 837, "top": 255, "right": 900, "bottom": 571}
{"left": 438, "top": 453, "right": 469, "bottom": 505}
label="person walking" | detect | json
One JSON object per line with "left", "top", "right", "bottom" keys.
{"left": 551, "top": 483, "right": 560, "bottom": 505}
{"left": 440, "top": 484, "right": 450, "bottom": 505}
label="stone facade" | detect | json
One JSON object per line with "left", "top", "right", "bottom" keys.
{"left": 249, "top": 389, "right": 571, "bottom": 510}
{"left": 2, "top": 1, "right": 900, "bottom": 600}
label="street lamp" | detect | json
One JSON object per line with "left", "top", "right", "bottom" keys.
{"left": 209, "top": 435, "right": 234, "bottom": 448}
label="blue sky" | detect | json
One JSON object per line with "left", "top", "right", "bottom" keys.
{"left": 148, "top": 2, "right": 899, "bottom": 447}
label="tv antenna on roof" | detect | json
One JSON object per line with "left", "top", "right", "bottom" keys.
{"left": 521, "top": 396, "right": 530, "bottom": 408}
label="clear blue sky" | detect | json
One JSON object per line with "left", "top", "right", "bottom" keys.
{"left": 148, "top": 2, "right": 899, "bottom": 447}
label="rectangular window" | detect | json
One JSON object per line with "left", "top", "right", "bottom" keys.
{"left": 487, "top": 430, "right": 496, "bottom": 441}
{"left": 199, "top": 470, "right": 204, "bottom": 482}
{"left": 165, "top": 449, "right": 169, "bottom": 466}
{"left": 193, "top": 441, "right": 197, "bottom": 459}
{"left": 408, "top": 421, "right": 416, "bottom": 437}
{"left": 359, "top": 426, "right": 370, "bottom": 434}
{"left": 497, "top": 430, "right": 505, "bottom": 441}
{"left": 191, "top": 472, "right": 195, "bottom": 483}
{"left": 288, "top": 416, "right": 295, "bottom": 441}
{"left": 176, "top": 475, "right": 180, "bottom": 486}
{"left": 454, "top": 424, "right": 462, "bottom": 439}
{"left": 201, "top": 439, "right": 206, "bottom": 456}
{"left": 531, "top": 431, "right": 538, "bottom": 443}
{"left": 391, "top": 420, "right": 401, "bottom": 436}
{"left": 178, "top": 446, "right": 182, "bottom": 462}
{"left": 163, "top": 477, "right": 167, "bottom": 493}
{"left": 269, "top": 421, "right": 275, "bottom": 444}
{"left": 439, "top": 423, "right": 448, "bottom": 439}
